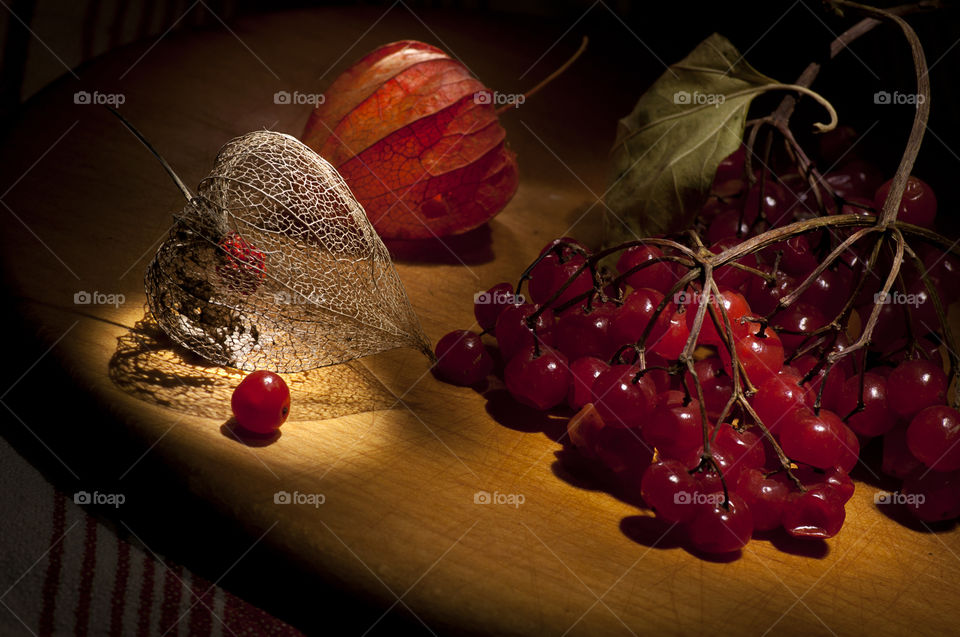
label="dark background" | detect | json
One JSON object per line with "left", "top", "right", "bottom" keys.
{"left": 1, "top": 1, "right": 958, "bottom": 634}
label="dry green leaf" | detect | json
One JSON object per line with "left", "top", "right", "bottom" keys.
{"left": 604, "top": 33, "right": 779, "bottom": 243}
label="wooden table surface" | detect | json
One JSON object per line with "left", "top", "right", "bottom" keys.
{"left": 1, "top": 6, "right": 959, "bottom": 636}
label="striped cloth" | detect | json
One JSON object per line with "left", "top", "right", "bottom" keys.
{"left": 0, "top": 439, "right": 301, "bottom": 636}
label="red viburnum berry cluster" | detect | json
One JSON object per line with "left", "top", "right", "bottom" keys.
{"left": 433, "top": 130, "right": 960, "bottom": 555}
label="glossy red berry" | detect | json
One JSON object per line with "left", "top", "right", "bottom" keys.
{"left": 793, "top": 355, "right": 846, "bottom": 412}
{"left": 779, "top": 408, "right": 844, "bottom": 469}
{"left": 504, "top": 346, "right": 570, "bottom": 410}
{"left": 907, "top": 405, "right": 960, "bottom": 472}
{"left": 641, "top": 459, "right": 700, "bottom": 523}
{"left": 751, "top": 370, "right": 810, "bottom": 434}
{"left": 649, "top": 306, "right": 691, "bottom": 360}
{"left": 694, "top": 289, "right": 751, "bottom": 347}
{"left": 772, "top": 302, "right": 827, "bottom": 354}
{"left": 495, "top": 303, "right": 555, "bottom": 361}
{"left": 706, "top": 207, "right": 751, "bottom": 243}
{"left": 887, "top": 359, "right": 948, "bottom": 419}
{"left": 744, "top": 181, "right": 792, "bottom": 227}
{"left": 528, "top": 252, "right": 593, "bottom": 307}
{"left": 591, "top": 365, "right": 657, "bottom": 428}
{"left": 713, "top": 423, "right": 766, "bottom": 471}
{"left": 781, "top": 488, "right": 845, "bottom": 538}
{"left": 765, "top": 235, "right": 818, "bottom": 277}
{"left": 874, "top": 176, "right": 937, "bottom": 228}
{"left": 567, "top": 357, "right": 609, "bottom": 411}
{"left": 826, "top": 160, "right": 883, "bottom": 199}
{"left": 710, "top": 238, "right": 759, "bottom": 289}
{"left": 231, "top": 371, "right": 291, "bottom": 434}
{"left": 434, "top": 330, "right": 494, "bottom": 386}
{"left": 554, "top": 303, "right": 619, "bottom": 361}
{"left": 609, "top": 287, "right": 664, "bottom": 346}
{"left": 687, "top": 493, "right": 754, "bottom": 553}
{"left": 473, "top": 282, "right": 517, "bottom": 332}
{"left": 735, "top": 468, "right": 788, "bottom": 531}
{"left": 834, "top": 417, "right": 860, "bottom": 474}
{"left": 835, "top": 373, "right": 897, "bottom": 437}
{"left": 744, "top": 266, "right": 795, "bottom": 316}
{"left": 719, "top": 328, "right": 784, "bottom": 387}
{"left": 644, "top": 394, "right": 703, "bottom": 461}
{"left": 616, "top": 244, "right": 678, "bottom": 293}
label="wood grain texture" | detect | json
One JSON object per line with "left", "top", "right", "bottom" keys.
{"left": 1, "top": 7, "right": 958, "bottom": 636}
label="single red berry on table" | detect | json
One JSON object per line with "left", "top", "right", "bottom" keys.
{"left": 231, "top": 370, "right": 291, "bottom": 434}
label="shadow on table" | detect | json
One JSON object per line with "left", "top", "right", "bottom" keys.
{"left": 384, "top": 223, "right": 494, "bottom": 265}
{"left": 108, "top": 311, "right": 395, "bottom": 422}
